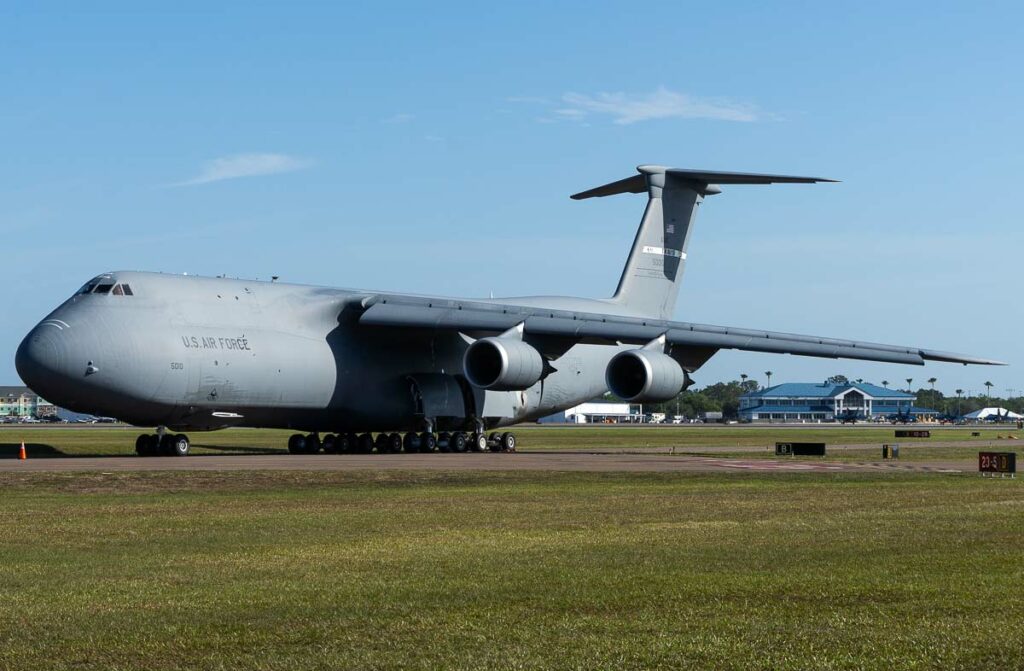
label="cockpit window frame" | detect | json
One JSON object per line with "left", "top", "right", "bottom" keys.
{"left": 94, "top": 284, "right": 115, "bottom": 295}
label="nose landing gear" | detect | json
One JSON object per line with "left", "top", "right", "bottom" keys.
{"left": 135, "top": 430, "right": 190, "bottom": 456}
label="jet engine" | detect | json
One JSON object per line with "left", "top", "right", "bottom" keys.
{"left": 606, "top": 349, "right": 686, "bottom": 402}
{"left": 463, "top": 337, "right": 544, "bottom": 390}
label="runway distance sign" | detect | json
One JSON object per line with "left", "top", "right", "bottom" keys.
{"left": 895, "top": 430, "right": 930, "bottom": 438}
{"left": 775, "top": 442, "right": 826, "bottom": 457}
{"left": 978, "top": 452, "right": 1016, "bottom": 475}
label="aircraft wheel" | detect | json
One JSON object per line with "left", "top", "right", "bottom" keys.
{"left": 487, "top": 432, "right": 501, "bottom": 452}
{"left": 322, "top": 434, "right": 337, "bottom": 454}
{"left": 135, "top": 434, "right": 156, "bottom": 456}
{"left": 437, "top": 432, "right": 451, "bottom": 452}
{"left": 471, "top": 432, "right": 488, "bottom": 452}
{"left": 358, "top": 433, "right": 374, "bottom": 453}
{"left": 500, "top": 432, "right": 516, "bottom": 452}
{"left": 305, "top": 434, "right": 322, "bottom": 454}
{"left": 420, "top": 432, "right": 437, "bottom": 452}
{"left": 287, "top": 433, "right": 306, "bottom": 454}
{"left": 374, "top": 433, "right": 389, "bottom": 453}
{"left": 335, "top": 433, "right": 352, "bottom": 454}
{"left": 450, "top": 431, "right": 467, "bottom": 453}
{"left": 388, "top": 432, "right": 402, "bottom": 453}
{"left": 170, "top": 434, "right": 190, "bottom": 457}
{"left": 403, "top": 432, "right": 419, "bottom": 453}
{"left": 158, "top": 434, "right": 177, "bottom": 456}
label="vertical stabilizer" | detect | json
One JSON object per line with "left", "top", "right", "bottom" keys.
{"left": 571, "top": 165, "right": 834, "bottom": 320}
{"left": 608, "top": 166, "right": 705, "bottom": 319}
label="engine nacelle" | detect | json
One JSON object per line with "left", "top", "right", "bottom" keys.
{"left": 463, "top": 337, "right": 544, "bottom": 390}
{"left": 606, "top": 349, "right": 686, "bottom": 402}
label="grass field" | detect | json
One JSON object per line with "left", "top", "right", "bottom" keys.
{"left": 1, "top": 470, "right": 1022, "bottom": 670}
{"left": 1, "top": 424, "right": 1021, "bottom": 464}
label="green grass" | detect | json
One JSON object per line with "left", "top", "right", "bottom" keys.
{"left": 0, "top": 470, "right": 1022, "bottom": 670}
{"left": 1, "top": 424, "right": 1019, "bottom": 464}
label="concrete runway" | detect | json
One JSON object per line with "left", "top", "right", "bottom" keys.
{"left": 0, "top": 451, "right": 969, "bottom": 474}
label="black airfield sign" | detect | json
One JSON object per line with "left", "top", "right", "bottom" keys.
{"left": 895, "top": 430, "right": 930, "bottom": 438}
{"left": 776, "top": 442, "right": 826, "bottom": 457}
{"left": 978, "top": 452, "right": 1016, "bottom": 475}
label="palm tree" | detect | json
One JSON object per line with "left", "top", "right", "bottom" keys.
{"left": 984, "top": 381, "right": 993, "bottom": 398}
{"left": 765, "top": 371, "right": 773, "bottom": 388}
{"left": 955, "top": 388, "right": 963, "bottom": 417}
{"left": 740, "top": 373, "right": 748, "bottom": 386}
{"left": 882, "top": 380, "right": 889, "bottom": 389}
{"left": 927, "top": 377, "right": 937, "bottom": 391}
{"left": 906, "top": 378, "right": 913, "bottom": 393}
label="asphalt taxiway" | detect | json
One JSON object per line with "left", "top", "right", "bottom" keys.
{"left": 0, "top": 451, "right": 969, "bottom": 474}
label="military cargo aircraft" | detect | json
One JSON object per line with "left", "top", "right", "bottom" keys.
{"left": 15, "top": 165, "right": 1003, "bottom": 456}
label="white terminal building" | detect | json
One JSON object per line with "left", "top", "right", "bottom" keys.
{"left": 739, "top": 382, "right": 935, "bottom": 422}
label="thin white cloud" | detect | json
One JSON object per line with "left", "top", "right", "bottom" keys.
{"left": 382, "top": 113, "right": 415, "bottom": 124}
{"left": 540, "top": 86, "right": 758, "bottom": 124}
{"left": 172, "top": 153, "right": 312, "bottom": 186}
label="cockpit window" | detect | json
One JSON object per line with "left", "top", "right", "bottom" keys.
{"left": 77, "top": 282, "right": 98, "bottom": 295}
{"left": 94, "top": 284, "right": 114, "bottom": 294}
{"left": 122, "top": 284, "right": 134, "bottom": 296}
{"left": 112, "top": 284, "right": 124, "bottom": 296}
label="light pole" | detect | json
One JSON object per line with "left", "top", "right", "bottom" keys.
{"left": 765, "top": 371, "right": 773, "bottom": 389}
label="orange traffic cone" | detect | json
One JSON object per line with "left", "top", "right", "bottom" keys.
{"left": 18, "top": 442, "right": 27, "bottom": 460}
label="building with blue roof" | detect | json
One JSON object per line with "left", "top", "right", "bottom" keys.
{"left": 739, "top": 382, "right": 933, "bottom": 422}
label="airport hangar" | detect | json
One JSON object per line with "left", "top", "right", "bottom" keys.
{"left": 739, "top": 382, "right": 938, "bottom": 422}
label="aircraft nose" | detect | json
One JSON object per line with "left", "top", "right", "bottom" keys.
{"left": 15, "top": 326, "right": 67, "bottom": 396}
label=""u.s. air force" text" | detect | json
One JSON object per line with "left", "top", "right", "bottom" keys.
{"left": 181, "top": 335, "right": 252, "bottom": 351}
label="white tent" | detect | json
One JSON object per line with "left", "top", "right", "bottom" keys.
{"left": 962, "top": 407, "right": 1024, "bottom": 420}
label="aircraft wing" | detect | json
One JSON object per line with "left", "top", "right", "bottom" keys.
{"left": 356, "top": 297, "right": 1002, "bottom": 367}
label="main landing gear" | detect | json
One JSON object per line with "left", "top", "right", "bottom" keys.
{"left": 284, "top": 430, "right": 517, "bottom": 455}
{"left": 135, "top": 431, "right": 190, "bottom": 457}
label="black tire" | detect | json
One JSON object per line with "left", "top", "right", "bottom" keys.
{"left": 305, "top": 434, "right": 321, "bottom": 454}
{"left": 322, "top": 434, "right": 337, "bottom": 454}
{"left": 388, "top": 433, "right": 402, "bottom": 453}
{"left": 358, "top": 433, "right": 374, "bottom": 453}
{"left": 374, "top": 433, "right": 389, "bottom": 453}
{"left": 403, "top": 432, "right": 418, "bottom": 452}
{"left": 471, "top": 433, "right": 488, "bottom": 452}
{"left": 287, "top": 433, "right": 305, "bottom": 454}
{"left": 488, "top": 432, "right": 501, "bottom": 452}
{"left": 420, "top": 432, "right": 436, "bottom": 452}
{"left": 170, "top": 434, "right": 190, "bottom": 457}
{"left": 336, "top": 433, "right": 351, "bottom": 454}
{"left": 501, "top": 432, "right": 516, "bottom": 452}
{"left": 451, "top": 431, "right": 467, "bottom": 453}
{"left": 437, "top": 432, "right": 451, "bottom": 453}
{"left": 135, "top": 434, "right": 151, "bottom": 456}
{"left": 158, "top": 434, "right": 176, "bottom": 456}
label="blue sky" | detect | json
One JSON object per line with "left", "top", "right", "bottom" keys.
{"left": 2, "top": 2, "right": 1021, "bottom": 395}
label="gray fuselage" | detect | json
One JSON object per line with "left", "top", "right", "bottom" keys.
{"left": 16, "top": 271, "right": 626, "bottom": 433}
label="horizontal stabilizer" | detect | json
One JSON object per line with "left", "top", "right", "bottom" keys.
{"left": 571, "top": 165, "right": 837, "bottom": 200}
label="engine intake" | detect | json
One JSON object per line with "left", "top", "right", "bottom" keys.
{"left": 606, "top": 349, "right": 685, "bottom": 402}
{"left": 464, "top": 337, "right": 544, "bottom": 390}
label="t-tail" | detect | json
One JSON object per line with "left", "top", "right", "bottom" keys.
{"left": 571, "top": 165, "right": 837, "bottom": 320}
